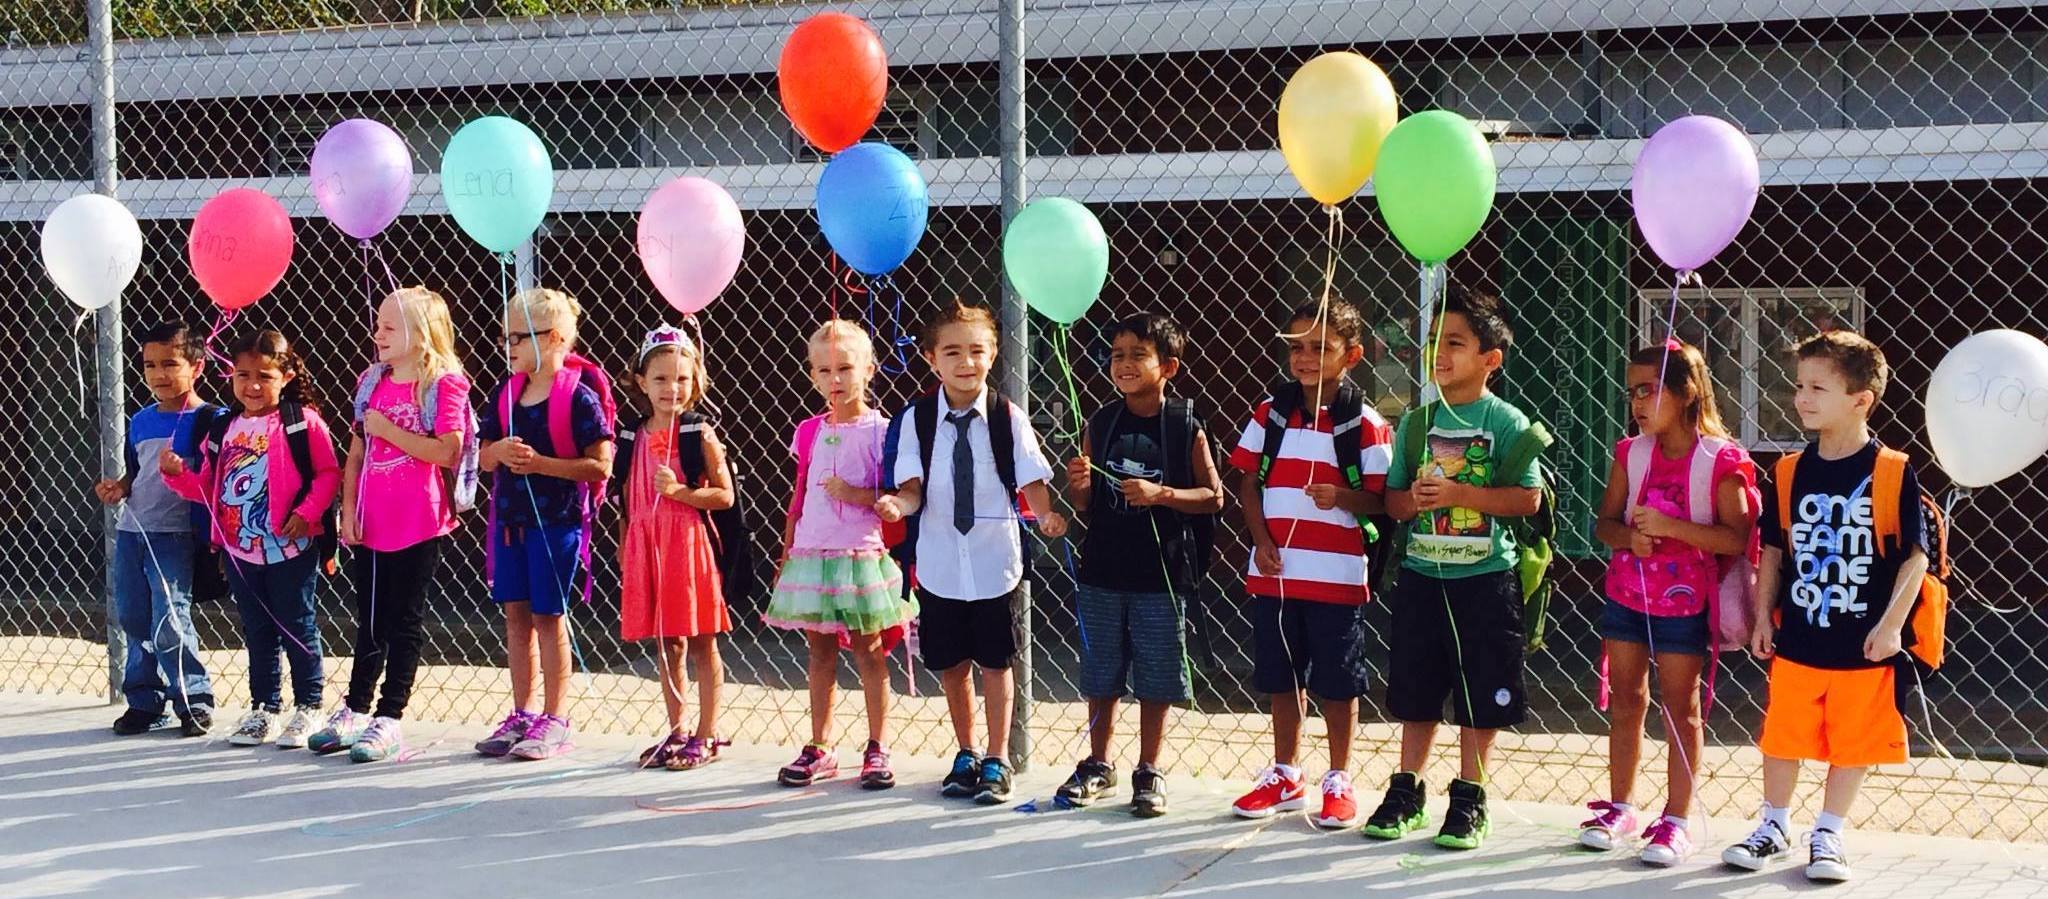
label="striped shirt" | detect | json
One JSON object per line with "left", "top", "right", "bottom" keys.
{"left": 1228, "top": 397, "right": 1393, "bottom": 605}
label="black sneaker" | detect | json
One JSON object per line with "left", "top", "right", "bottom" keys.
{"left": 1055, "top": 758, "right": 1118, "bottom": 807}
{"left": 179, "top": 707, "right": 213, "bottom": 738}
{"left": 1721, "top": 819, "right": 1791, "bottom": 871}
{"left": 1805, "top": 828, "right": 1851, "bottom": 882}
{"left": 974, "top": 756, "right": 1014, "bottom": 805}
{"left": 113, "top": 707, "right": 165, "bottom": 736}
{"left": 1130, "top": 764, "right": 1168, "bottom": 818}
{"left": 1362, "top": 771, "right": 1429, "bottom": 840}
{"left": 1433, "top": 779, "right": 1490, "bottom": 850}
{"left": 940, "top": 748, "right": 983, "bottom": 798}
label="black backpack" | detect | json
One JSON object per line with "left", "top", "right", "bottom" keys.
{"left": 1254, "top": 380, "right": 1396, "bottom": 584}
{"left": 199, "top": 401, "right": 341, "bottom": 576}
{"left": 881, "top": 391, "right": 1022, "bottom": 571}
{"left": 1085, "top": 397, "right": 1216, "bottom": 587}
{"left": 186, "top": 405, "right": 230, "bottom": 602}
{"left": 613, "top": 411, "right": 758, "bottom": 603}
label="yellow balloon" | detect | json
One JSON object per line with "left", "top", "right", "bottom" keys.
{"left": 1278, "top": 52, "right": 1399, "bottom": 206}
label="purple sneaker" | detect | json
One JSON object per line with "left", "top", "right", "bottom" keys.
{"left": 476, "top": 710, "right": 536, "bottom": 758}
{"left": 509, "top": 714, "right": 574, "bottom": 761}
{"left": 1578, "top": 800, "right": 1640, "bottom": 851}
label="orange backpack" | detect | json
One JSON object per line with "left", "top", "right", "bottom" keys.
{"left": 1774, "top": 448, "right": 1951, "bottom": 669}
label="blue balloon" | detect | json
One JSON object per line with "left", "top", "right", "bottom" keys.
{"left": 815, "top": 143, "right": 928, "bottom": 276}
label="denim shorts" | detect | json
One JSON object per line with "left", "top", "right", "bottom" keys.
{"left": 1598, "top": 598, "right": 1710, "bottom": 657}
{"left": 1075, "top": 585, "right": 1191, "bottom": 703}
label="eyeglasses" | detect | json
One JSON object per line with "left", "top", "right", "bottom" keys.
{"left": 1625, "top": 384, "right": 1664, "bottom": 401}
{"left": 504, "top": 329, "right": 553, "bottom": 348}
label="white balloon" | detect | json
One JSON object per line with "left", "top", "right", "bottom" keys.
{"left": 1925, "top": 329, "right": 2048, "bottom": 488}
{"left": 41, "top": 194, "right": 143, "bottom": 312}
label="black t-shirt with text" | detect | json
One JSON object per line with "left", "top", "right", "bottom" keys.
{"left": 1759, "top": 440, "right": 1924, "bottom": 670}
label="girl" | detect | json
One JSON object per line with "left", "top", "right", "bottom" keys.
{"left": 163, "top": 329, "right": 339, "bottom": 750}
{"left": 313, "top": 287, "right": 472, "bottom": 763}
{"left": 1583, "top": 339, "right": 1757, "bottom": 865}
{"left": 763, "top": 320, "right": 911, "bottom": 790}
{"left": 616, "top": 325, "right": 733, "bottom": 770}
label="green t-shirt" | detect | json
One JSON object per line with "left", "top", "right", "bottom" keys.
{"left": 1386, "top": 392, "right": 1542, "bottom": 578}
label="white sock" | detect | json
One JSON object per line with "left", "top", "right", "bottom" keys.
{"left": 1611, "top": 801, "right": 1634, "bottom": 814}
{"left": 1763, "top": 804, "right": 1792, "bottom": 836}
{"left": 1662, "top": 815, "right": 1689, "bottom": 831}
{"left": 1815, "top": 811, "right": 1846, "bottom": 834}
{"left": 1275, "top": 762, "right": 1302, "bottom": 780}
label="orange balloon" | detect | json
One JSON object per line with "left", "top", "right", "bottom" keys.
{"left": 779, "top": 13, "right": 888, "bottom": 153}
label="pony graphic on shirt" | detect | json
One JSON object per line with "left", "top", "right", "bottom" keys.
{"left": 218, "top": 428, "right": 281, "bottom": 562}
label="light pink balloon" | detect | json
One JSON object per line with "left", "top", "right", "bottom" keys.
{"left": 1631, "top": 115, "right": 1760, "bottom": 273}
{"left": 637, "top": 177, "right": 745, "bottom": 315}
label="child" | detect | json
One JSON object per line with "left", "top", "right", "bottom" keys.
{"left": 764, "top": 320, "right": 913, "bottom": 789}
{"left": 1722, "top": 331, "right": 1928, "bottom": 884}
{"left": 875, "top": 300, "right": 1066, "bottom": 804}
{"left": 314, "top": 287, "right": 473, "bottom": 763}
{"left": 162, "top": 329, "right": 339, "bottom": 749}
{"left": 96, "top": 322, "right": 221, "bottom": 738}
{"left": 475, "top": 288, "right": 615, "bottom": 761}
{"left": 1372, "top": 286, "right": 1544, "bottom": 850}
{"left": 1226, "top": 300, "right": 1389, "bottom": 828}
{"left": 1583, "top": 339, "right": 1756, "bottom": 864}
{"left": 1059, "top": 313, "right": 1223, "bottom": 817}
{"left": 616, "top": 325, "right": 733, "bottom": 770}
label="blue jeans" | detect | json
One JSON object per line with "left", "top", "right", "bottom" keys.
{"left": 113, "top": 530, "right": 214, "bottom": 717}
{"left": 224, "top": 550, "right": 324, "bottom": 710}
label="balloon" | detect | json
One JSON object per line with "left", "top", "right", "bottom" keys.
{"left": 1277, "top": 52, "right": 1398, "bottom": 206}
{"left": 1003, "top": 198, "right": 1108, "bottom": 326}
{"left": 440, "top": 116, "right": 554, "bottom": 254}
{"left": 188, "top": 188, "right": 294, "bottom": 311}
{"left": 41, "top": 194, "right": 142, "bottom": 312}
{"left": 815, "top": 143, "right": 928, "bottom": 277}
{"left": 1632, "top": 115, "right": 1759, "bottom": 272}
{"left": 779, "top": 13, "right": 887, "bottom": 154}
{"left": 1373, "top": 110, "right": 1497, "bottom": 264}
{"left": 1925, "top": 330, "right": 2048, "bottom": 488}
{"left": 637, "top": 177, "right": 746, "bottom": 316}
{"left": 310, "top": 118, "right": 413, "bottom": 241}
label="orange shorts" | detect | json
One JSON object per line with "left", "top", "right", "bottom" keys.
{"left": 1759, "top": 657, "right": 1908, "bottom": 767}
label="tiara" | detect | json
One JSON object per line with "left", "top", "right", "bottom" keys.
{"left": 638, "top": 325, "right": 697, "bottom": 364}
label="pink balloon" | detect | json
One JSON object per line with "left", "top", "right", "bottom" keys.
{"left": 189, "top": 188, "right": 294, "bottom": 311}
{"left": 1631, "top": 115, "right": 1760, "bottom": 272}
{"left": 637, "top": 177, "right": 744, "bottom": 315}
{"left": 310, "top": 119, "right": 413, "bottom": 240}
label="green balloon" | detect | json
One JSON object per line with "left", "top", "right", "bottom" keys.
{"left": 1373, "top": 110, "right": 1497, "bottom": 263}
{"left": 440, "top": 116, "right": 555, "bottom": 254}
{"left": 1003, "top": 197, "right": 1108, "bottom": 326}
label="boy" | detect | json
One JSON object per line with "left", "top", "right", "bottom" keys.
{"left": 94, "top": 322, "right": 221, "bottom": 737}
{"left": 476, "top": 288, "right": 615, "bottom": 761}
{"left": 1059, "top": 314, "right": 1224, "bottom": 817}
{"left": 1373, "top": 286, "right": 1544, "bottom": 850}
{"left": 1722, "top": 331, "right": 1928, "bottom": 883}
{"left": 876, "top": 300, "right": 1066, "bottom": 805}
{"left": 1225, "top": 300, "right": 1390, "bottom": 828}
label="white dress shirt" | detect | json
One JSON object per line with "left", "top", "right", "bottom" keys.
{"left": 892, "top": 388, "right": 1054, "bottom": 601}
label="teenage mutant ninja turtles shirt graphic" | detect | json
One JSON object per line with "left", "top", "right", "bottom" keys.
{"left": 1388, "top": 394, "right": 1540, "bottom": 580}
{"left": 1412, "top": 427, "right": 1496, "bottom": 566}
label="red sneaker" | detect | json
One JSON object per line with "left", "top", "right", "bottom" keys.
{"left": 1231, "top": 765, "right": 1307, "bottom": 818}
{"left": 1316, "top": 770, "right": 1359, "bottom": 829}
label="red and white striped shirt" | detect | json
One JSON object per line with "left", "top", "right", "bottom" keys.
{"left": 1227, "top": 397, "right": 1393, "bottom": 605}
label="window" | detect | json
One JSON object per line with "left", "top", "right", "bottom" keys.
{"left": 1636, "top": 285, "right": 1864, "bottom": 451}
{"left": 267, "top": 110, "right": 328, "bottom": 176}
{"left": 790, "top": 98, "right": 924, "bottom": 161}
{"left": 0, "top": 139, "right": 19, "bottom": 181}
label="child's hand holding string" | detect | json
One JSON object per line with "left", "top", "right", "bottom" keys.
{"left": 1065, "top": 456, "right": 1093, "bottom": 494}
{"left": 157, "top": 448, "right": 187, "bottom": 479}
{"left": 93, "top": 478, "right": 127, "bottom": 506}
{"left": 362, "top": 410, "right": 399, "bottom": 442}
{"left": 822, "top": 474, "right": 869, "bottom": 505}
{"left": 652, "top": 464, "right": 680, "bottom": 497}
{"left": 1036, "top": 510, "right": 1068, "bottom": 538}
{"left": 501, "top": 439, "right": 540, "bottom": 475}
{"left": 1411, "top": 476, "right": 1453, "bottom": 511}
{"left": 1121, "top": 478, "right": 1168, "bottom": 507}
{"left": 873, "top": 495, "right": 907, "bottom": 523}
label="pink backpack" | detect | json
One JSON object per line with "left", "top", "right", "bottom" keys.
{"left": 486, "top": 353, "right": 617, "bottom": 603}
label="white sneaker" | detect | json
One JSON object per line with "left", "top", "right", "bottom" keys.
{"left": 274, "top": 706, "right": 321, "bottom": 749}
{"left": 1806, "top": 828, "right": 1851, "bottom": 882}
{"left": 227, "top": 708, "right": 278, "bottom": 746}
{"left": 1721, "top": 819, "right": 1790, "bottom": 871}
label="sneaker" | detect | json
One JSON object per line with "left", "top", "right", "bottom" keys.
{"left": 1231, "top": 765, "right": 1306, "bottom": 819}
{"left": 475, "top": 710, "right": 536, "bottom": 757}
{"left": 179, "top": 708, "right": 213, "bottom": 738}
{"left": 1806, "top": 828, "right": 1851, "bottom": 882}
{"left": 859, "top": 741, "right": 896, "bottom": 790}
{"left": 307, "top": 708, "right": 368, "bottom": 755}
{"left": 1130, "top": 764, "right": 1168, "bottom": 818}
{"left": 1721, "top": 819, "right": 1791, "bottom": 871}
{"left": 1434, "top": 779, "right": 1491, "bottom": 850}
{"left": 973, "top": 756, "right": 1014, "bottom": 805}
{"left": 275, "top": 706, "right": 321, "bottom": 750}
{"left": 940, "top": 749, "right": 983, "bottom": 798}
{"left": 1055, "top": 758, "right": 1118, "bottom": 808}
{"left": 665, "top": 735, "right": 729, "bottom": 771}
{"left": 778, "top": 744, "right": 838, "bottom": 787}
{"left": 1578, "top": 800, "right": 1641, "bottom": 851}
{"left": 508, "top": 714, "right": 573, "bottom": 761}
{"left": 227, "top": 708, "right": 277, "bottom": 746}
{"left": 113, "top": 707, "right": 165, "bottom": 736}
{"left": 349, "top": 717, "right": 402, "bottom": 763}
{"left": 1316, "top": 770, "right": 1359, "bottom": 829}
{"left": 1640, "top": 817, "right": 1693, "bottom": 867}
{"left": 1362, "top": 772, "right": 1429, "bottom": 839}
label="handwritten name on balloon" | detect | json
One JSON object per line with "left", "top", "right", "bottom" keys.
{"left": 1951, "top": 362, "right": 2048, "bottom": 423}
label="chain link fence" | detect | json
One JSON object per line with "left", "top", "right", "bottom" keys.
{"left": 1, "top": 0, "right": 2043, "bottom": 842}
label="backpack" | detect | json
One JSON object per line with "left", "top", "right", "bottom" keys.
{"left": 1622, "top": 434, "right": 1761, "bottom": 651}
{"left": 489, "top": 353, "right": 618, "bottom": 603}
{"left": 186, "top": 405, "right": 231, "bottom": 603}
{"left": 881, "top": 391, "right": 1022, "bottom": 572}
{"left": 1773, "top": 447, "right": 1950, "bottom": 670}
{"left": 614, "top": 410, "right": 758, "bottom": 604}
{"left": 1255, "top": 380, "right": 1394, "bottom": 588}
{"left": 1384, "top": 401, "right": 1558, "bottom": 651}
{"left": 351, "top": 364, "right": 481, "bottom": 513}
{"left": 200, "top": 401, "right": 341, "bottom": 576}
{"left": 1087, "top": 397, "right": 1216, "bottom": 587}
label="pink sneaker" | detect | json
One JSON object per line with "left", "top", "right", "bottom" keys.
{"left": 778, "top": 744, "right": 837, "bottom": 786}
{"left": 1578, "top": 800, "right": 1640, "bottom": 850}
{"left": 1640, "top": 817, "right": 1694, "bottom": 867}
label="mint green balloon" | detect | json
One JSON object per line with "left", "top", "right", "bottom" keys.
{"left": 1003, "top": 197, "right": 1108, "bottom": 326}
{"left": 1373, "top": 110, "right": 1497, "bottom": 263}
{"left": 440, "top": 116, "right": 554, "bottom": 254}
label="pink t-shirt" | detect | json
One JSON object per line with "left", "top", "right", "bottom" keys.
{"left": 358, "top": 373, "right": 470, "bottom": 552}
{"left": 789, "top": 410, "right": 889, "bottom": 553}
{"left": 1605, "top": 437, "right": 1747, "bottom": 617}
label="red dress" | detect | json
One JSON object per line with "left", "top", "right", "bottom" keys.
{"left": 619, "top": 427, "right": 728, "bottom": 640}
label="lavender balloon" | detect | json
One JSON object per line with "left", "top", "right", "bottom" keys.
{"left": 310, "top": 119, "right": 414, "bottom": 241}
{"left": 1631, "top": 115, "right": 1759, "bottom": 273}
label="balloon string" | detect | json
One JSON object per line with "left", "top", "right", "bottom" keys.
{"left": 359, "top": 241, "right": 379, "bottom": 342}
{"left": 74, "top": 309, "right": 94, "bottom": 413}
{"left": 867, "top": 274, "right": 913, "bottom": 376}
{"left": 205, "top": 309, "right": 239, "bottom": 376}
{"left": 371, "top": 240, "right": 401, "bottom": 294}
{"left": 1321, "top": 204, "right": 1341, "bottom": 311}
{"left": 1049, "top": 326, "right": 1085, "bottom": 442}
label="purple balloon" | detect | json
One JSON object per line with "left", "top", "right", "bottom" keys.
{"left": 1631, "top": 115, "right": 1760, "bottom": 272}
{"left": 310, "top": 119, "right": 413, "bottom": 241}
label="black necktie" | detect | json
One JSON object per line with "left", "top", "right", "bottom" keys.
{"left": 951, "top": 410, "right": 978, "bottom": 534}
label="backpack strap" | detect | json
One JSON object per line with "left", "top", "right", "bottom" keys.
{"left": 351, "top": 363, "right": 389, "bottom": 430}
{"left": 611, "top": 410, "right": 643, "bottom": 485}
{"left": 1256, "top": 382, "right": 1304, "bottom": 487}
{"left": 914, "top": 394, "right": 939, "bottom": 486}
{"left": 1496, "top": 421, "right": 1553, "bottom": 487}
{"left": 545, "top": 366, "right": 581, "bottom": 459}
{"left": 989, "top": 393, "right": 1019, "bottom": 496}
{"left": 1623, "top": 434, "right": 1655, "bottom": 524}
{"left": 421, "top": 374, "right": 444, "bottom": 437}
{"left": 1773, "top": 451, "right": 1802, "bottom": 534}
{"left": 1872, "top": 447, "right": 1908, "bottom": 555}
{"left": 1160, "top": 397, "right": 1199, "bottom": 489}
{"left": 1399, "top": 401, "right": 1435, "bottom": 485}
{"left": 676, "top": 412, "right": 710, "bottom": 486}
{"left": 1328, "top": 382, "right": 1367, "bottom": 492}
{"left": 1687, "top": 436, "right": 1729, "bottom": 525}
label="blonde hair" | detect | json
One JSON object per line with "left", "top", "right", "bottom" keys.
{"left": 387, "top": 286, "right": 465, "bottom": 407}
{"left": 507, "top": 287, "right": 583, "bottom": 346}
{"left": 636, "top": 339, "right": 711, "bottom": 414}
{"left": 808, "top": 319, "right": 875, "bottom": 369}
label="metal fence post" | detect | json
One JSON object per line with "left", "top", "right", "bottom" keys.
{"left": 996, "top": 0, "right": 1031, "bottom": 772}
{"left": 86, "top": 0, "right": 124, "bottom": 705}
